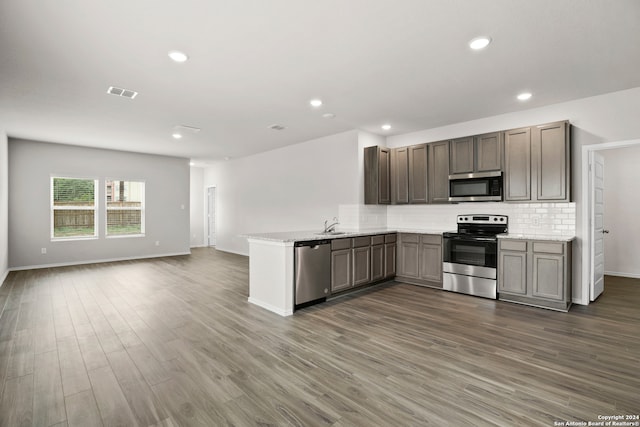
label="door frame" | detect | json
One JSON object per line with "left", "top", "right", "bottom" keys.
{"left": 206, "top": 185, "right": 216, "bottom": 247}
{"left": 581, "top": 139, "right": 640, "bottom": 303}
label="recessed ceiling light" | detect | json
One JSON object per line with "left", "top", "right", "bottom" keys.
{"left": 310, "top": 99, "right": 323, "bottom": 108}
{"left": 381, "top": 124, "right": 392, "bottom": 131}
{"left": 172, "top": 133, "right": 183, "bottom": 139}
{"left": 189, "top": 162, "right": 195, "bottom": 166}
{"left": 517, "top": 92, "right": 532, "bottom": 101}
{"left": 469, "top": 37, "right": 491, "bottom": 50}
{"left": 168, "top": 50, "right": 189, "bottom": 63}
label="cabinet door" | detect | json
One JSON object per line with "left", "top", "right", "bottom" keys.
{"left": 331, "top": 249, "right": 352, "bottom": 292}
{"left": 419, "top": 241, "right": 442, "bottom": 285}
{"left": 408, "top": 144, "right": 428, "bottom": 204}
{"left": 428, "top": 141, "right": 450, "bottom": 204}
{"left": 533, "top": 121, "right": 569, "bottom": 201}
{"left": 397, "top": 235, "right": 419, "bottom": 278}
{"left": 352, "top": 246, "right": 371, "bottom": 286}
{"left": 531, "top": 253, "right": 564, "bottom": 300}
{"left": 390, "top": 147, "right": 409, "bottom": 204}
{"left": 364, "top": 146, "right": 391, "bottom": 205}
{"left": 378, "top": 147, "right": 391, "bottom": 204}
{"left": 371, "top": 244, "right": 385, "bottom": 282}
{"left": 475, "top": 132, "right": 502, "bottom": 172}
{"left": 504, "top": 127, "right": 531, "bottom": 201}
{"left": 498, "top": 251, "right": 527, "bottom": 295}
{"left": 450, "top": 136, "right": 474, "bottom": 174}
{"left": 384, "top": 242, "right": 396, "bottom": 278}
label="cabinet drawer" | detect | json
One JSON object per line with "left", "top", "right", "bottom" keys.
{"left": 331, "top": 238, "right": 352, "bottom": 251}
{"left": 400, "top": 233, "right": 419, "bottom": 243}
{"left": 371, "top": 235, "right": 385, "bottom": 246}
{"left": 533, "top": 242, "right": 564, "bottom": 254}
{"left": 384, "top": 233, "right": 397, "bottom": 244}
{"left": 421, "top": 234, "right": 441, "bottom": 245}
{"left": 500, "top": 240, "right": 527, "bottom": 252}
{"left": 353, "top": 236, "right": 371, "bottom": 248}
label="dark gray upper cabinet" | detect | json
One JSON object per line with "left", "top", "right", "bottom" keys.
{"left": 533, "top": 121, "right": 570, "bottom": 201}
{"left": 504, "top": 127, "right": 532, "bottom": 201}
{"left": 475, "top": 132, "right": 503, "bottom": 172}
{"left": 504, "top": 121, "right": 570, "bottom": 202}
{"left": 364, "top": 146, "right": 390, "bottom": 205}
{"left": 428, "top": 140, "right": 450, "bottom": 204}
{"left": 450, "top": 136, "right": 474, "bottom": 174}
{"left": 408, "top": 144, "right": 428, "bottom": 204}
{"left": 390, "top": 147, "right": 409, "bottom": 204}
{"left": 450, "top": 133, "right": 502, "bottom": 174}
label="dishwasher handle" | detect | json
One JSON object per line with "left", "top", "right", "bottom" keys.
{"left": 294, "top": 239, "right": 330, "bottom": 248}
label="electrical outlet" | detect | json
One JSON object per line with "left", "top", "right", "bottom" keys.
{"left": 532, "top": 216, "right": 540, "bottom": 227}
{"left": 41, "top": 248, "right": 47, "bottom": 254}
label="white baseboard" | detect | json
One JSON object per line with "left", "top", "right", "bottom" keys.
{"left": 8, "top": 251, "right": 192, "bottom": 272}
{"left": 605, "top": 271, "right": 640, "bottom": 279}
{"left": 190, "top": 244, "right": 208, "bottom": 248}
{"left": 214, "top": 246, "right": 249, "bottom": 257}
{"left": 247, "top": 297, "right": 293, "bottom": 317}
{"left": 0, "top": 269, "right": 9, "bottom": 288}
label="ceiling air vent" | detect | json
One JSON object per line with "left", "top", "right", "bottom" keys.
{"left": 107, "top": 86, "right": 138, "bottom": 99}
{"left": 268, "top": 124, "right": 286, "bottom": 131}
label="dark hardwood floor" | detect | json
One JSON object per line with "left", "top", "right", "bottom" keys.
{"left": 0, "top": 248, "right": 638, "bottom": 426}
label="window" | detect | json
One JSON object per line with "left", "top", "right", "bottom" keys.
{"left": 51, "top": 177, "right": 98, "bottom": 239}
{"left": 106, "top": 180, "right": 145, "bottom": 236}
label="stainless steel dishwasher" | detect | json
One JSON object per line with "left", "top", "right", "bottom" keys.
{"left": 294, "top": 240, "right": 331, "bottom": 308}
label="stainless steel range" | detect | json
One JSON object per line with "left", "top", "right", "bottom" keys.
{"left": 442, "top": 214, "right": 508, "bottom": 299}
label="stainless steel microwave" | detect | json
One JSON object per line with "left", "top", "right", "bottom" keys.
{"left": 448, "top": 171, "right": 503, "bottom": 202}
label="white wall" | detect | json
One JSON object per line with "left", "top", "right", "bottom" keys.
{"left": 387, "top": 86, "right": 640, "bottom": 304}
{"left": 189, "top": 166, "right": 205, "bottom": 247}
{"left": 8, "top": 139, "right": 191, "bottom": 269}
{"left": 0, "top": 130, "right": 8, "bottom": 285}
{"left": 601, "top": 145, "right": 640, "bottom": 278}
{"left": 203, "top": 130, "right": 362, "bottom": 255}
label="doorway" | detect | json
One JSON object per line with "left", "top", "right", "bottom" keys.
{"left": 582, "top": 139, "right": 640, "bottom": 302}
{"left": 207, "top": 186, "right": 216, "bottom": 247}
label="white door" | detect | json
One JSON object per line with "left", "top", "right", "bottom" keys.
{"left": 207, "top": 187, "right": 216, "bottom": 246}
{"left": 590, "top": 152, "right": 605, "bottom": 301}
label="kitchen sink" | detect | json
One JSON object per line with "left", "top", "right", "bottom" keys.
{"left": 315, "top": 231, "right": 346, "bottom": 235}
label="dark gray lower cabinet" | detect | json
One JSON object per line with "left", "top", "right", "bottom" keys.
{"left": 330, "top": 234, "right": 396, "bottom": 294}
{"left": 330, "top": 248, "right": 352, "bottom": 293}
{"left": 384, "top": 234, "right": 397, "bottom": 278}
{"left": 498, "top": 238, "right": 572, "bottom": 311}
{"left": 396, "top": 233, "right": 443, "bottom": 288}
{"left": 352, "top": 246, "right": 371, "bottom": 286}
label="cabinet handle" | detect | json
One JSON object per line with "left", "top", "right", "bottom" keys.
{"left": 602, "top": 230, "right": 610, "bottom": 234}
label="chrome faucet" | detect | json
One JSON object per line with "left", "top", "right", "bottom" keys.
{"left": 324, "top": 217, "right": 339, "bottom": 233}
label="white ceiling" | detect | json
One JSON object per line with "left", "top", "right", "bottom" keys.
{"left": 1, "top": 0, "right": 639, "bottom": 165}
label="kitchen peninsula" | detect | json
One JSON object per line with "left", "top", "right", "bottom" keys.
{"left": 245, "top": 227, "right": 446, "bottom": 316}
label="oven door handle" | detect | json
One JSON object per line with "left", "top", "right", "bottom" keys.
{"left": 444, "top": 236, "right": 497, "bottom": 242}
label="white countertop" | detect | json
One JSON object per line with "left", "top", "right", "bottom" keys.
{"left": 497, "top": 233, "right": 576, "bottom": 242}
{"left": 243, "top": 227, "right": 450, "bottom": 243}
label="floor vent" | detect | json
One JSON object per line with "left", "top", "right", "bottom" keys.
{"left": 107, "top": 86, "right": 138, "bottom": 99}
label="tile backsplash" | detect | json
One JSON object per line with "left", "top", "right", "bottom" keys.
{"left": 339, "top": 202, "right": 576, "bottom": 236}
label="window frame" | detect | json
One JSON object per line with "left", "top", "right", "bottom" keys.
{"left": 50, "top": 176, "right": 99, "bottom": 241}
{"left": 104, "top": 179, "right": 146, "bottom": 238}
